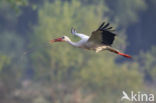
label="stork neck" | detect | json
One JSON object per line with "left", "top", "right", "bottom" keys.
{"left": 67, "top": 40, "right": 79, "bottom": 47}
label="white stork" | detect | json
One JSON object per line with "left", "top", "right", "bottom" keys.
{"left": 50, "top": 22, "right": 131, "bottom": 58}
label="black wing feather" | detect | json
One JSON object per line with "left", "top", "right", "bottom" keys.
{"left": 101, "top": 23, "right": 110, "bottom": 30}
{"left": 106, "top": 27, "right": 113, "bottom": 30}
{"left": 97, "top": 22, "right": 105, "bottom": 30}
{"left": 101, "top": 31, "right": 115, "bottom": 45}
{"left": 98, "top": 22, "right": 116, "bottom": 45}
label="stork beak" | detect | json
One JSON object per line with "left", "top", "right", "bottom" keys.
{"left": 50, "top": 37, "right": 64, "bottom": 43}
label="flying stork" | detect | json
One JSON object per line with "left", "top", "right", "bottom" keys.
{"left": 50, "top": 22, "right": 131, "bottom": 58}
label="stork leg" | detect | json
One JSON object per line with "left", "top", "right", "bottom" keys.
{"left": 107, "top": 46, "right": 132, "bottom": 58}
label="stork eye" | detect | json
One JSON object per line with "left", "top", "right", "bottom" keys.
{"left": 62, "top": 36, "right": 65, "bottom": 39}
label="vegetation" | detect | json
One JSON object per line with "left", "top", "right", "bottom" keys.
{"left": 0, "top": 0, "right": 155, "bottom": 103}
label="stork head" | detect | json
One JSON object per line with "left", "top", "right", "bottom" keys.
{"left": 50, "top": 36, "right": 70, "bottom": 43}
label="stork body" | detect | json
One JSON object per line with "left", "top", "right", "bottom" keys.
{"left": 61, "top": 34, "right": 107, "bottom": 52}
{"left": 51, "top": 22, "right": 131, "bottom": 58}
{"left": 67, "top": 38, "right": 107, "bottom": 52}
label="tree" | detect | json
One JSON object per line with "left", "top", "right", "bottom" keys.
{"left": 0, "top": 0, "right": 28, "bottom": 12}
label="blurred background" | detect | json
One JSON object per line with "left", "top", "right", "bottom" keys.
{"left": 0, "top": 0, "right": 156, "bottom": 103}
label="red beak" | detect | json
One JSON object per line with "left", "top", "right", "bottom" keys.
{"left": 50, "top": 37, "right": 64, "bottom": 43}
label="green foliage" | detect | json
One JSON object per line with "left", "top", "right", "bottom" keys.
{"left": 0, "top": 0, "right": 155, "bottom": 103}
{"left": 0, "top": 54, "right": 10, "bottom": 72}
{"left": 30, "top": 0, "right": 144, "bottom": 102}
{"left": 136, "top": 46, "right": 156, "bottom": 83}
{"left": 0, "top": 0, "right": 28, "bottom": 12}
{"left": 0, "top": 32, "right": 25, "bottom": 58}
{"left": 79, "top": 56, "right": 143, "bottom": 102}
{"left": 0, "top": 32, "right": 26, "bottom": 103}
{"left": 109, "top": 0, "right": 147, "bottom": 26}
{"left": 0, "top": 31, "right": 26, "bottom": 84}
{"left": 0, "top": 1, "right": 19, "bottom": 31}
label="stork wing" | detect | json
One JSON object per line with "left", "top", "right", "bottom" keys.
{"left": 71, "top": 27, "right": 89, "bottom": 39}
{"left": 88, "top": 22, "right": 116, "bottom": 45}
